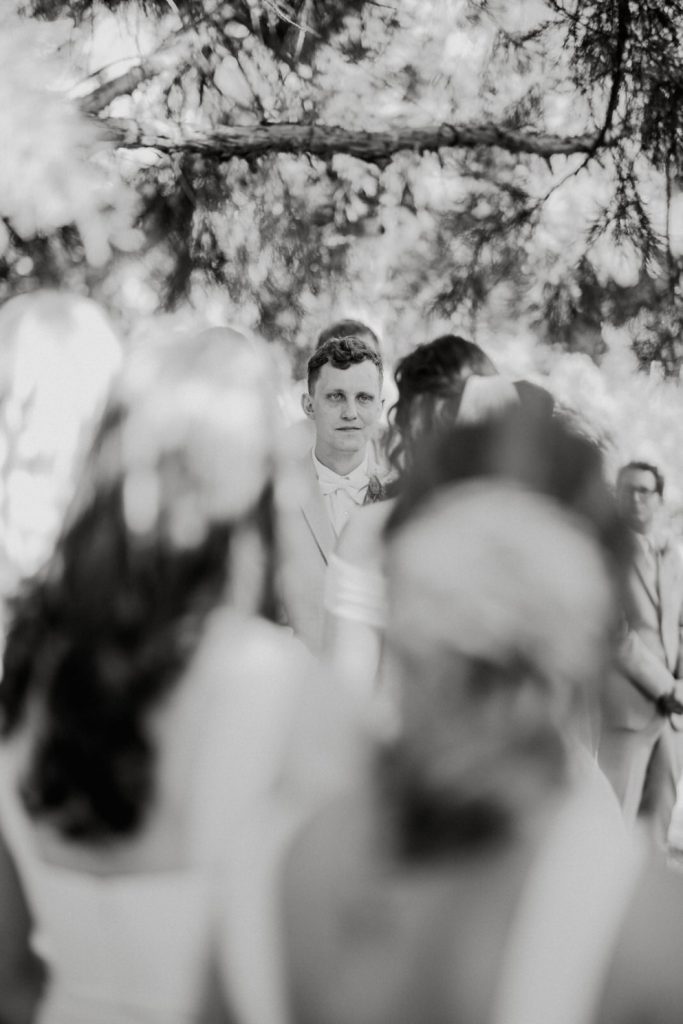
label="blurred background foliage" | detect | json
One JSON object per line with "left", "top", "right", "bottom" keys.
{"left": 2, "top": 0, "right": 683, "bottom": 491}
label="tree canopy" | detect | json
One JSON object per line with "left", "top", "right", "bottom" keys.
{"left": 2, "top": 0, "right": 683, "bottom": 381}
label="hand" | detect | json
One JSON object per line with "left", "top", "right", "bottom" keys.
{"left": 655, "top": 689, "right": 683, "bottom": 717}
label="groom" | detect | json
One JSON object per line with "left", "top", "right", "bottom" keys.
{"left": 279, "top": 336, "right": 386, "bottom": 652}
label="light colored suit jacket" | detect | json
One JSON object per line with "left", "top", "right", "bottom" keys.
{"left": 602, "top": 537, "right": 683, "bottom": 730}
{"left": 278, "top": 446, "right": 388, "bottom": 653}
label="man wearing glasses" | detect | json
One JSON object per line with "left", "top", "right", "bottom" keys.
{"left": 600, "top": 461, "right": 683, "bottom": 845}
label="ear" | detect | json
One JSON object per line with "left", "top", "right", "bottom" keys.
{"left": 301, "top": 391, "right": 315, "bottom": 419}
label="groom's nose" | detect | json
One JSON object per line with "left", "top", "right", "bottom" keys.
{"left": 341, "top": 400, "right": 359, "bottom": 419}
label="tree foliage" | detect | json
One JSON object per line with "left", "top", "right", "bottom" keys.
{"left": 3, "top": 0, "right": 683, "bottom": 375}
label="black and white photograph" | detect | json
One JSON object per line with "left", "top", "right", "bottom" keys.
{"left": 1, "top": 2, "right": 683, "bottom": 1022}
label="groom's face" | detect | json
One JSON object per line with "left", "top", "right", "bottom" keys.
{"left": 302, "top": 359, "right": 382, "bottom": 462}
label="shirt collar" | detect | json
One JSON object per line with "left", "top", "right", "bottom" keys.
{"left": 634, "top": 530, "right": 666, "bottom": 557}
{"left": 312, "top": 448, "right": 369, "bottom": 487}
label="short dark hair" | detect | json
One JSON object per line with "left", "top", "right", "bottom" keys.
{"left": 316, "top": 319, "right": 380, "bottom": 353}
{"left": 307, "top": 337, "right": 383, "bottom": 393}
{"left": 616, "top": 461, "right": 664, "bottom": 497}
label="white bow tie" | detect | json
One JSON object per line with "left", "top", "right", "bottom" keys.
{"left": 318, "top": 477, "right": 368, "bottom": 502}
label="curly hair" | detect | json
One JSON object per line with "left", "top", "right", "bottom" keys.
{"left": 386, "top": 334, "right": 497, "bottom": 476}
{"left": 307, "top": 337, "right": 383, "bottom": 393}
{"left": 0, "top": 375, "right": 276, "bottom": 841}
{"left": 315, "top": 319, "right": 380, "bottom": 353}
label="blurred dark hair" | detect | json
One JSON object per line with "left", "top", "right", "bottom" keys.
{"left": 0, "top": 402, "right": 276, "bottom": 842}
{"left": 316, "top": 319, "right": 380, "bottom": 353}
{"left": 514, "top": 379, "right": 554, "bottom": 418}
{"left": 307, "top": 336, "right": 383, "bottom": 393}
{"left": 387, "top": 405, "right": 630, "bottom": 568}
{"left": 378, "top": 666, "right": 566, "bottom": 860}
{"left": 386, "top": 334, "right": 497, "bottom": 477}
{"left": 617, "top": 460, "right": 664, "bottom": 498}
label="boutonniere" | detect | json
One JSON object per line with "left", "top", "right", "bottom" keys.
{"left": 653, "top": 530, "right": 673, "bottom": 557}
{"left": 364, "top": 474, "right": 386, "bottom": 504}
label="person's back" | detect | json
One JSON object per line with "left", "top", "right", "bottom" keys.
{"left": 0, "top": 610, "right": 306, "bottom": 1024}
{"left": 282, "top": 785, "right": 535, "bottom": 1024}
{"left": 282, "top": 762, "right": 662, "bottom": 1024}
{"left": 283, "top": 791, "right": 683, "bottom": 1024}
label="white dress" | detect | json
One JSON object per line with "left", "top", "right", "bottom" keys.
{"left": 0, "top": 610, "right": 312, "bottom": 1024}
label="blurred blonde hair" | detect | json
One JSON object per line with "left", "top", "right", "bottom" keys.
{"left": 382, "top": 482, "right": 617, "bottom": 853}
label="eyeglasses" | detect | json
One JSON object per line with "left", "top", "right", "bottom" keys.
{"left": 621, "top": 485, "right": 658, "bottom": 498}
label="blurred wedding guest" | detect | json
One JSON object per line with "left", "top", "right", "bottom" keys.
{"left": 386, "top": 408, "right": 630, "bottom": 752}
{"left": 599, "top": 461, "right": 683, "bottom": 845}
{"left": 0, "top": 291, "right": 121, "bottom": 605}
{"left": 280, "top": 464, "right": 683, "bottom": 1024}
{"left": 0, "top": 325, "right": 317, "bottom": 1024}
{"left": 278, "top": 335, "right": 389, "bottom": 652}
{"left": 0, "top": 291, "right": 122, "bottom": 1021}
{"left": 324, "top": 334, "right": 516, "bottom": 719}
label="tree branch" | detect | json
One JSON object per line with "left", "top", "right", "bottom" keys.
{"left": 593, "top": 0, "right": 630, "bottom": 150}
{"left": 79, "top": 39, "right": 188, "bottom": 114}
{"left": 77, "top": 0, "right": 228, "bottom": 115}
{"left": 536, "top": 1, "right": 630, "bottom": 209}
{"left": 101, "top": 118, "right": 611, "bottom": 161}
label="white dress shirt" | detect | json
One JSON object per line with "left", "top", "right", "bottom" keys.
{"left": 312, "top": 450, "right": 370, "bottom": 537}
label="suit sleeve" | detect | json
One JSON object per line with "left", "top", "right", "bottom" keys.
{"left": 618, "top": 625, "right": 676, "bottom": 701}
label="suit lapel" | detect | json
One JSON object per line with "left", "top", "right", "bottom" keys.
{"left": 659, "top": 547, "right": 678, "bottom": 607}
{"left": 368, "top": 434, "right": 391, "bottom": 482}
{"left": 299, "top": 455, "right": 334, "bottom": 564}
{"left": 632, "top": 541, "right": 659, "bottom": 611}
{"left": 658, "top": 546, "right": 683, "bottom": 670}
